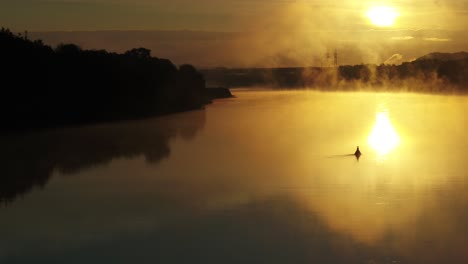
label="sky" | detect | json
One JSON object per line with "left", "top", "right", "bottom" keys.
{"left": 2, "top": 0, "right": 468, "bottom": 67}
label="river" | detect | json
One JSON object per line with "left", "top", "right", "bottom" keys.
{"left": 1, "top": 89, "right": 468, "bottom": 263}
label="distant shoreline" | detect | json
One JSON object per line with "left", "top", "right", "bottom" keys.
{"left": 202, "top": 53, "right": 468, "bottom": 93}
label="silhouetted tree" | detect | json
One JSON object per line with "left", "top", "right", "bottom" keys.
{"left": 55, "top": 43, "right": 81, "bottom": 54}
{"left": 0, "top": 27, "right": 224, "bottom": 130}
{"left": 124, "top": 47, "right": 151, "bottom": 59}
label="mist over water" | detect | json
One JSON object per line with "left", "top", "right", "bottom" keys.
{"left": 1, "top": 89, "right": 468, "bottom": 263}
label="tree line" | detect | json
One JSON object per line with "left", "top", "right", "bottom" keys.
{"left": 0, "top": 28, "right": 208, "bottom": 129}
{"left": 202, "top": 55, "right": 468, "bottom": 92}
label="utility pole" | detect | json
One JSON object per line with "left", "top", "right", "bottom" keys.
{"left": 334, "top": 49, "right": 338, "bottom": 67}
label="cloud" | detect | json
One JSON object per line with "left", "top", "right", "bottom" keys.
{"left": 384, "top": 53, "right": 404, "bottom": 65}
{"left": 423, "top": 37, "right": 452, "bottom": 42}
{"left": 391, "top": 36, "right": 414, "bottom": 40}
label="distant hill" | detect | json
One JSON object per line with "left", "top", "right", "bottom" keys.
{"left": 416, "top": 51, "right": 468, "bottom": 61}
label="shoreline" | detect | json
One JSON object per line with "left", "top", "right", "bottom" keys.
{"left": 1, "top": 88, "right": 234, "bottom": 134}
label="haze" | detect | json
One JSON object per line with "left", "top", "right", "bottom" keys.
{"left": 2, "top": 0, "right": 467, "bottom": 67}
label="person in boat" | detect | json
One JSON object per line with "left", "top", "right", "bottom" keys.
{"left": 354, "top": 146, "right": 361, "bottom": 157}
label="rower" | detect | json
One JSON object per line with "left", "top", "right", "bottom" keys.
{"left": 354, "top": 146, "right": 361, "bottom": 157}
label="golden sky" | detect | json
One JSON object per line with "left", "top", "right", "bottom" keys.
{"left": 3, "top": 0, "right": 468, "bottom": 66}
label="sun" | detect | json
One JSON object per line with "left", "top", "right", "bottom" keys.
{"left": 366, "top": 6, "right": 399, "bottom": 27}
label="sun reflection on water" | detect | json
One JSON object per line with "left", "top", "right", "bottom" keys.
{"left": 368, "top": 110, "right": 400, "bottom": 157}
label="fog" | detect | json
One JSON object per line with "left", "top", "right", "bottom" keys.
{"left": 25, "top": 1, "right": 467, "bottom": 68}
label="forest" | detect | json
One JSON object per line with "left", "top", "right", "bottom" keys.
{"left": 202, "top": 52, "right": 468, "bottom": 92}
{"left": 0, "top": 28, "right": 214, "bottom": 130}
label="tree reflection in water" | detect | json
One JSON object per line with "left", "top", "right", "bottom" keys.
{"left": 0, "top": 110, "right": 205, "bottom": 205}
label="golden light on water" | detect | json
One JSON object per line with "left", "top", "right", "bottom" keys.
{"left": 366, "top": 6, "right": 399, "bottom": 27}
{"left": 368, "top": 111, "right": 400, "bottom": 156}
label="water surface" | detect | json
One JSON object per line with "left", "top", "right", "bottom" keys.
{"left": 2, "top": 90, "right": 468, "bottom": 263}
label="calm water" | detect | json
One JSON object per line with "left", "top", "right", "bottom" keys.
{"left": 2, "top": 90, "right": 468, "bottom": 263}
